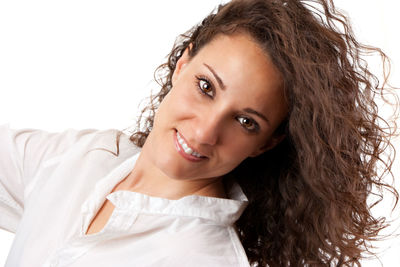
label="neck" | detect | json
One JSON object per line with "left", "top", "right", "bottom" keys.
{"left": 114, "top": 148, "right": 227, "bottom": 200}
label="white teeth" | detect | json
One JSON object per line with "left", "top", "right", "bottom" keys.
{"left": 192, "top": 151, "right": 202, "bottom": 157}
{"left": 176, "top": 131, "right": 204, "bottom": 158}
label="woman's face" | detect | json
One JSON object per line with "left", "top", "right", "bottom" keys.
{"left": 144, "top": 33, "right": 288, "bottom": 182}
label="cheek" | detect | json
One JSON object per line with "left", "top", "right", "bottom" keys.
{"left": 169, "top": 84, "right": 200, "bottom": 114}
{"left": 220, "top": 133, "right": 260, "bottom": 160}
{"left": 214, "top": 145, "right": 253, "bottom": 176}
{"left": 155, "top": 86, "right": 190, "bottom": 119}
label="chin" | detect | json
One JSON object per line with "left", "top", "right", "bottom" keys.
{"left": 152, "top": 156, "right": 185, "bottom": 179}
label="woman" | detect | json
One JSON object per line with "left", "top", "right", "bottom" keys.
{"left": 0, "top": 0, "right": 398, "bottom": 266}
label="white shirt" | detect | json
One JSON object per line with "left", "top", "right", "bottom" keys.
{"left": 0, "top": 124, "right": 251, "bottom": 267}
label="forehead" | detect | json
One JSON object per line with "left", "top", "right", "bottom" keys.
{"left": 189, "top": 33, "right": 287, "bottom": 123}
{"left": 194, "top": 33, "right": 282, "bottom": 93}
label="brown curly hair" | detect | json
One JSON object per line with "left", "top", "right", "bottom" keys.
{"left": 114, "top": 0, "right": 399, "bottom": 265}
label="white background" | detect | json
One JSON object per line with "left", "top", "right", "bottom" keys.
{"left": 0, "top": 0, "right": 399, "bottom": 266}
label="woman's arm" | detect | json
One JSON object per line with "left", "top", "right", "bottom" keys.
{"left": 0, "top": 124, "right": 97, "bottom": 233}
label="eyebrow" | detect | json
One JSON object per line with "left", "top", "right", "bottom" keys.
{"left": 204, "top": 63, "right": 226, "bottom": 90}
{"left": 203, "top": 63, "right": 271, "bottom": 126}
{"left": 243, "top": 108, "right": 270, "bottom": 126}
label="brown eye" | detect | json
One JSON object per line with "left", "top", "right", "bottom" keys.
{"left": 237, "top": 117, "right": 259, "bottom": 132}
{"left": 242, "top": 118, "right": 253, "bottom": 128}
{"left": 196, "top": 77, "right": 214, "bottom": 98}
{"left": 199, "top": 80, "right": 212, "bottom": 93}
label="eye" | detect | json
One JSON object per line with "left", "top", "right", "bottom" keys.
{"left": 237, "top": 117, "right": 260, "bottom": 132}
{"left": 195, "top": 76, "right": 214, "bottom": 98}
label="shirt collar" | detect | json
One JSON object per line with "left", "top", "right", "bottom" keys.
{"left": 83, "top": 148, "right": 249, "bottom": 226}
{"left": 107, "top": 180, "right": 248, "bottom": 226}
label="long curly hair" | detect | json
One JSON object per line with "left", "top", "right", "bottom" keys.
{"left": 115, "top": 0, "right": 399, "bottom": 265}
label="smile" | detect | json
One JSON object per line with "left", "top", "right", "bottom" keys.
{"left": 174, "top": 130, "right": 207, "bottom": 162}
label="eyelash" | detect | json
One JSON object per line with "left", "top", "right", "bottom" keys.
{"left": 194, "top": 75, "right": 260, "bottom": 133}
{"left": 195, "top": 75, "right": 214, "bottom": 98}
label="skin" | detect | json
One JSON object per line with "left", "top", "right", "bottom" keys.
{"left": 117, "top": 33, "right": 288, "bottom": 200}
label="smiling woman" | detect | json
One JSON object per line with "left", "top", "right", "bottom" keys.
{"left": 0, "top": 0, "right": 399, "bottom": 266}
{"left": 140, "top": 33, "right": 287, "bottom": 190}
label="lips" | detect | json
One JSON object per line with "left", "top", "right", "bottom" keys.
{"left": 174, "top": 129, "right": 208, "bottom": 162}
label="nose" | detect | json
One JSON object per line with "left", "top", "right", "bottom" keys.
{"left": 192, "top": 111, "right": 222, "bottom": 146}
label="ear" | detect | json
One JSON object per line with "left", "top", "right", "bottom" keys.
{"left": 249, "top": 134, "right": 286, "bottom": 158}
{"left": 171, "top": 44, "right": 192, "bottom": 85}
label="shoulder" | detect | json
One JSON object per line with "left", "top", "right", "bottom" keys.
{"left": 31, "top": 127, "right": 138, "bottom": 159}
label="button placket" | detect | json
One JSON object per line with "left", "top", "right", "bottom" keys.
{"left": 44, "top": 208, "right": 139, "bottom": 267}
{"left": 105, "top": 191, "right": 141, "bottom": 232}
{"left": 107, "top": 208, "right": 140, "bottom": 233}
